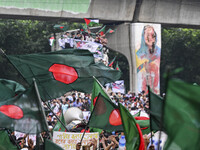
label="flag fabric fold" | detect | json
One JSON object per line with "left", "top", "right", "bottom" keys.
{"left": 53, "top": 112, "right": 66, "bottom": 132}
{"left": 119, "top": 103, "right": 145, "bottom": 150}
{"left": 0, "top": 79, "right": 25, "bottom": 101}
{"left": 163, "top": 79, "right": 200, "bottom": 150}
{"left": 0, "top": 85, "right": 48, "bottom": 134}
{"left": 149, "top": 90, "right": 163, "bottom": 131}
{"left": 45, "top": 139, "right": 64, "bottom": 150}
{"left": 0, "top": 130, "right": 18, "bottom": 150}
{"left": 7, "top": 49, "right": 121, "bottom": 100}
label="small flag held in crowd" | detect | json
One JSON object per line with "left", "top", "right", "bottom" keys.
{"left": 108, "top": 56, "right": 116, "bottom": 67}
{"left": 115, "top": 61, "right": 121, "bottom": 71}
{"left": 105, "top": 28, "right": 115, "bottom": 34}
{"left": 98, "top": 25, "right": 106, "bottom": 36}
{"left": 53, "top": 24, "right": 68, "bottom": 31}
{"left": 49, "top": 36, "right": 55, "bottom": 47}
{"left": 84, "top": 18, "right": 99, "bottom": 26}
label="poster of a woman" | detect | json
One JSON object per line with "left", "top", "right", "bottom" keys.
{"left": 135, "top": 24, "right": 161, "bottom": 94}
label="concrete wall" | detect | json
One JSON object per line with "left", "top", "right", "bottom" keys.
{"left": 0, "top": 0, "right": 136, "bottom": 23}
{"left": 0, "top": 0, "right": 200, "bottom": 26}
{"left": 107, "top": 23, "right": 137, "bottom": 92}
{"left": 136, "top": 0, "right": 200, "bottom": 26}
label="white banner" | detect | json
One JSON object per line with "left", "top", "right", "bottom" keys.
{"left": 53, "top": 131, "right": 99, "bottom": 150}
{"left": 74, "top": 39, "right": 103, "bottom": 58}
{"left": 111, "top": 80, "right": 125, "bottom": 94}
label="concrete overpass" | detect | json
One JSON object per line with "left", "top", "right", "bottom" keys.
{"left": 0, "top": 0, "right": 199, "bottom": 26}
{"left": 1, "top": 0, "right": 200, "bottom": 92}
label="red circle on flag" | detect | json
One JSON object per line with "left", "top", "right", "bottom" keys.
{"left": 0, "top": 105, "right": 23, "bottom": 119}
{"left": 93, "top": 97, "right": 98, "bottom": 106}
{"left": 109, "top": 109, "right": 122, "bottom": 126}
{"left": 49, "top": 64, "right": 78, "bottom": 84}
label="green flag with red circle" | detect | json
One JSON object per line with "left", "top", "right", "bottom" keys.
{"left": 91, "top": 78, "right": 110, "bottom": 111}
{"left": 0, "top": 85, "right": 48, "bottom": 134}
{"left": 7, "top": 49, "right": 121, "bottom": 101}
{"left": 88, "top": 93, "right": 123, "bottom": 132}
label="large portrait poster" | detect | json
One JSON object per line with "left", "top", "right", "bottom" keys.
{"left": 134, "top": 23, "right": 161, "bottom": 94}
{"left": 53, "top": 131, "right": 99, "bottom": 150}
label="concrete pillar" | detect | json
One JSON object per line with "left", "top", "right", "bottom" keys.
{"left": 107, "top": 23, "right": 137, "bottom": 93}
{"left": 107, "top": 23, "right": 161, "bottom": 94}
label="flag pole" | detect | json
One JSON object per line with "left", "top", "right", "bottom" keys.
{"left": 33, "top": 78, "right": 53, "bottom": 139}
{"left": 42, "top": 101, "right": 69, "bottom": 132}
{"left": 80, "top": 93, "right": 102, "bottom": 145}
{"left": 92, "top": 76, "right": 111, "bottom": 99}
{"left": 148, "top": 85, "right": 153, "bottom": 146}
{"left": 6, "top": 129, "right": 21, "bottom": 150}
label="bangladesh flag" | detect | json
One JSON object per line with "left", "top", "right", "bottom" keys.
{"left": 0, "top": 79, "right": 25, "bottom": 101}
{"left": 105, "top": 28, "right": 115, "bottom": 34}
{"left": 119, "top": 103, "right": 145, "bottom": 150}
{"left": 53, "top": 112, "right": 66, "bottom": 132}
{"left": 7, "top": 49, "right": 121, "bottom": 100}
{"left": 91, "top": 78, "right": 110, "bottom": 111}
{"left": 163, "top": 79, "right": 200, "bottom": 150}
{"left": 97, "top": 25, "right": 106, "bottom": 36}
{"left": 53, "top": 24, "right": 68, "bottom": 31}
{"left": 88, "top": 94, "right": 123, "bottom": 132}
{"left": 149, "top": 90, "right": 163, "bottom": 131}
{"left": 0, "top": 85, "right": 48, "bottom": 134}
{"left": 45, "top": 139, "right": 64, "bottom": 150}
{"left": 108, "top": 56, "right": 116, "bottom": 67}
{"left": 84, "top": 18, "right": 99, "bottom": 26}
{"left": 0, "top": 130, "right": 18, "bottom": 150}
{"left": 115, "top": 62, "right": 121, "bottom": 71}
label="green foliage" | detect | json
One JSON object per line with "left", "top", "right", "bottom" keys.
{"left": 0, "top": 19, "right": 56, "bottom": 54}
{"left": 160, "top": 27, "right": 200, "bottom": 93}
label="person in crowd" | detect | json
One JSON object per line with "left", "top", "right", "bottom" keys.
{"left": 62, "top": 98, "right": 69, "bottom": 114}
{"left": 73, "top": 97, "right": 82, "bottom": 109}
{"left": 58, "top": 35, "right": 65, "bottom": 49}
{"left": 82, "top": 98, "right": 90, "bottom": 111}
{"left": 76, "top": 138, "right": 97, "bottom": 150}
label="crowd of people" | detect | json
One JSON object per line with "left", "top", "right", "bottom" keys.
{"left": 57, "top": 28, "right": 110, "bottom": 67}
{"left": 43, "top": 89, "right": 159, "bottom": 150}
{"left": 58, "top": 29, "right": 108, "bottom": 50}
